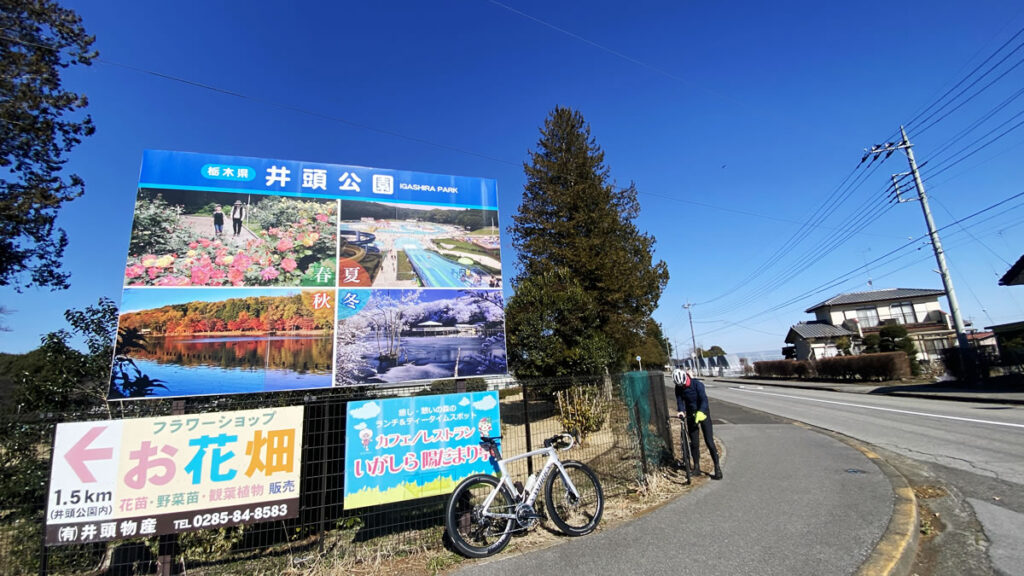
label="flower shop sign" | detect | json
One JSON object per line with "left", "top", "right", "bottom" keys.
{"left": 45, "top": 406, "right": 303, "bottom": 545}
{"left": 110, "top": 150, "right": 506, "bottom": 400}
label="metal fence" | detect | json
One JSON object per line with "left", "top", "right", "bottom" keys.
{"left": 1, "top": 371, "right": 674, "bottom": 575}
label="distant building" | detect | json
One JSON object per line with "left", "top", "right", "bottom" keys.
{"left": 986, "top": 321, "right": 1024, "bottom": 363}
{"left": 787, "top": 288, "right": 957, "bottom": 362}
{"left": 405, "top": 320, "right": 457, "bottom": 336}
{"left": 966, "top": 330, "right": 998, "bottom": 358}
{"left": 785, "top": 321, "right": 856, "bottom": 361}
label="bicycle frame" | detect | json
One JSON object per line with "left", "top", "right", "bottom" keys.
{"left": 479, "top": 442, "right": 581, "bottom": 521}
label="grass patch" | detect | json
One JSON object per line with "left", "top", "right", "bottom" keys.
{"left": 397, "top": 251, "right": 416, "bottom": 281}
{"left": 426, "top": 551, "right": 463, "bottom": 575}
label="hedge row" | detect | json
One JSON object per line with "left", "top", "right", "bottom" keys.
{"left": 754, "top": 352, "right": 910, "bottom": 381}
{"left": 752, "top": 359, "right": 811, "bottom": 379}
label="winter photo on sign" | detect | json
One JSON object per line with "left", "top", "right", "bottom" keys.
{"left": 334, "top": 289, "right": 506, "bottom": 385}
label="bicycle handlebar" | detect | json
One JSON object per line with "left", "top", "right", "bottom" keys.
{"left": 543, "top": 433, "right": 576, "bottom": 451}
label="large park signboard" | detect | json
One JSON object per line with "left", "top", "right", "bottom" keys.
{"left": 45, "top": 406, "right": 303, "bottom": 545}
{"left": 110, "top": 150, "right": 506, "bottom": 399}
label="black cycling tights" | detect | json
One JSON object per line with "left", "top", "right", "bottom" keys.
{"left": 686, "top": 417, "right": 719, "bottom": 466}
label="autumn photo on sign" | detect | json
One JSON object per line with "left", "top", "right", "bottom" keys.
{"left": 124, "top": 189, "right": 339, "bottom": 288}
{"left": 110, "top": 288, "right": 336, "bottom": 399}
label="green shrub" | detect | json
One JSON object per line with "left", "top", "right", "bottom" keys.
{"left": 753, "top": 359, "right": 812, "bottom": 378}
{"left": 145, "top": 526, "right": 246, "bottom": 562}
{"left": 497, "top": 386, "right": 519, "bottom": 400}
{"left": 427, "top": 378, "right": 488, "bottom": 394}
{"left": 247, "top": 196, "right": 310, "bottom": 231}
{"left": 555, "top": 385, "right": 607, "bottom": 442}
{"left": 815, "top": 352, "right": 910, "bottom": 381}
{"left": 129, "top": 194, "right": 193, "bottom": 255}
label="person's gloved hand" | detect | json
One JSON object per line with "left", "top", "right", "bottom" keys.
{"left": 677, "top": 411, "right": 686, "bottom": 419}
{"left": 695, "top": 411, "right": 707, "bottom": 423}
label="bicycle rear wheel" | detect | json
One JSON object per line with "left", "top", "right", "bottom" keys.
{"left": 445, "top": 474, "right": 515, "bottom": 558}
{"left": 544, "top": 460, "right": 603, "bottom": 536}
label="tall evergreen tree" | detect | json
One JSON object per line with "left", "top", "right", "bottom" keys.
{"left": 1, "top": 0, "right": 96, "bottom": 290}
{"left": 508, "top": 107, "right": 668, "bottom": 374}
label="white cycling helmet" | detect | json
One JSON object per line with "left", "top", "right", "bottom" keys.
{"left": 672, "top": 368, "right": 689, "bottom": 386}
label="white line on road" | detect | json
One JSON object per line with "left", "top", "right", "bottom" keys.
{"left": 727, "top": 387, "right": 1024, "bottom": 429}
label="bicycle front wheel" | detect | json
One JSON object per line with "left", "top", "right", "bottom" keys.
{"left": 544, "top": 460, "right": 604, "bottom": 536}
{"left": 680, "top": 421, "right": 692, "bottom": 484}
{"left": 445, "top": 474, "right": 515, "bottom": 558}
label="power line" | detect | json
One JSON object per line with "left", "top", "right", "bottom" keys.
{"left": 700, "top": 189, "right": 1024, "bottom": 336}
{"left": 913, "top": 50, "right": 1024, "bottom": 138}
{"left": 904, "top": 24, "right": 1024, "bottom": 133}
{"left": 691, "top": 47, "right": 1024, "bottom": 315}
{"left": 694, "top": 162, "right": 866, "bottom": 306}
{"left": 699, "top": 160, "right": 895, "bottom": 315}
{"left": 923, "top": 110, "right": 1024, "bottom": 182}
{"left": 926, "top": 84, "right": 1024, "bottom": 161}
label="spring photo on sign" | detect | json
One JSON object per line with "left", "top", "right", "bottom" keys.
{"left": 124, "top": 190, "right": 339, "bottom": 288}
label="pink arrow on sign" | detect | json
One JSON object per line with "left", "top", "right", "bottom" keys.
{"left": 65, "top": 426, "right": 113, "bottom": 483}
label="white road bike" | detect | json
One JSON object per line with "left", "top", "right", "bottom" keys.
{"left": 445, "top": 432, "right": 604, "bottom": 558}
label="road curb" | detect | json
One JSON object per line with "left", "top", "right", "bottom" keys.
{"left": 882, "top": 391, "right": 1024, "bottom": 406}
{"left": 712, "top": 377, "right": 1024, "bottom": 406}
{"left": 815, "top": 429, "right": 919, "bottom": 576}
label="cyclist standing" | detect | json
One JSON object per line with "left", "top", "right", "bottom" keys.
{"left": 673, "top": 368, "right": 722, "bottom": 480}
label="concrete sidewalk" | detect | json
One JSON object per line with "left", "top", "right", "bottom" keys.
{"left": 710, "top": 376, "right": 1024, "bottom": 405}
{"left": 453, "top": 416, "right": 904, "bottom": 576}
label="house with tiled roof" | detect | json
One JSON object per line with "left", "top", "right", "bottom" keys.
{"left": 784, "top": 321, "right": 857, "bottom": 360}
{"left": 786, "top": 288, "right": 956, "bottom": 362}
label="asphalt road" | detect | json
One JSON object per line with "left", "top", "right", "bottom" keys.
{"left": 706, "top": 381, "right": 1024, "bottom": 576}
{"left": 453, "top": 401, "right": 892, "bottom": 576}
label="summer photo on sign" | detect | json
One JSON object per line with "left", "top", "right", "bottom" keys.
{"left": 124, "top": 188, "right": 339, "bottom": 287}
{"left": 110, "top": 288, "right": 336, "bottom": 399}
{"left": 338, "top": 200, "right": 501, "bottom": 289}
{"left": 334, "top": 288, "right": 506, "bottom": 385}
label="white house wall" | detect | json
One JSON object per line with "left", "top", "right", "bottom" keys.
{"left": 816, "top": 297, "right": 945, "bottom": 329}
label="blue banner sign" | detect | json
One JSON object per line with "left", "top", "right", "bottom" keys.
{"left": 343, "top": 391, "right": 501, "bottom": 509}
{"left": 140, "top": 149, "right": 498, "bottom": 209}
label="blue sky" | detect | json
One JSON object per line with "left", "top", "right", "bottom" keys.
{"left": 3, "top": 1, "right": 1024, "bottom": 359}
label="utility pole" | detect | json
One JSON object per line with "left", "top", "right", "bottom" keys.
{"left": 683, "top": 303, "right": 700, "bottom": 377}
{"left": 866, "top": 126, "right": 974, "bottom": 382}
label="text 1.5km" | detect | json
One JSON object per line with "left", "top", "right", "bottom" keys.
{"left": 53, "top": 489, "right": 113, "bottom": 506}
